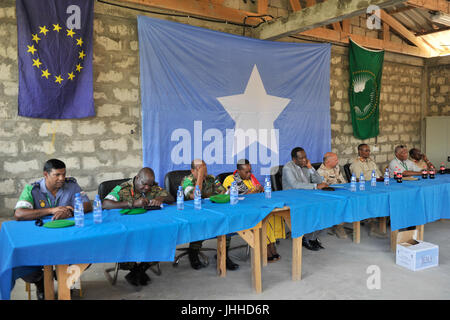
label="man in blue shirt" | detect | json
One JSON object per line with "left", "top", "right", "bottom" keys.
{"left": 13, "top": 159, "right": 92, "bottom": 299}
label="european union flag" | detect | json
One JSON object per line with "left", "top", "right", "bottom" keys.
{"left": 16, "top": 0, "right": 94, "bottom": 119}
{"left": 138, "top": 17, "right": 331, "bottom": 185}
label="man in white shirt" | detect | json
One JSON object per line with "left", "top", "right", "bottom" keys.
{"left": 389, "top": 145, "right": 422, "bottom": 178}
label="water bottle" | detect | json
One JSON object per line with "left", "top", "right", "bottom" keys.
{"left": 93, "top": 194, "right": 103, "bottom": 224}
{"left": 194, "top": 185, "right": 201, "bottom": 210}
{"left": 371, "top": 170, "right": 377, "bottom": 187}
{"left": 264, "top": 175, "right": 272, "bottom": 199}
{"left": 177, "top": 186, "right": 184, "bottom": 210}
{"left": 384, "top": 168, "right": 390, "bottom": 186}
{"left": 359, "top": 172, "right": 365, "bottom": 191}
{"left": 74, "top": 193, "right": 84, "bottom": 227}
{"left": 350, "top": 173, "right": 357, "bottom": 192}
{"left": 230, "top": 181, "right": 238, "bottom": 205}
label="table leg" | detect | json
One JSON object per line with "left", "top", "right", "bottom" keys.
{"left": 353, "top": 221, "right": 360, "bottom": 243}
{"left": 251, "top": 227, "right": 262, "bottom": 293}
{"left": 43, "top": 265, "right": 54, "bottom": 300}
{"left": 261, "top": 217, "right": 268, "bottom": 267}
{"left": 391, "top": 229, "right": 399, "bottom": 252}
{"left": 417, "top": 225, "right": 424, "bottom": 241}
{"left": 56, "top": 265, "right": 71, "bottom": 300}
{"left": 292, "top": 236, "right": 302, "bottom": 281}
{"left": 379, "top": 217, "right": 387, "bottom": 234}
{"left": 217, "top": 235, "right": 226, "bottom": 277}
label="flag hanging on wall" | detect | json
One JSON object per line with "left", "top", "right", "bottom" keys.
{"left": 138, "top": 17, "right": 331, "bottom": 185}
{"left": 348, "top": 39, "right": 384, "bottom": 140}
{"left": 16, "top": 0, "right": 94, "bottom": 119}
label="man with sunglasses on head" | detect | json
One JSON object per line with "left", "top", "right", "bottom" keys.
{"left": 13, "top": 158, "right": 92, "bottom": 299}
{"left": 102, "top": 167, "right": 174, "bottom": 287}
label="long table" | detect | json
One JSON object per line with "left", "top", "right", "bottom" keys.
{"left": 261, "top": 175, "right": 450, "bottom": 279}
{"left": 1, "top": 175, "right": 449, "bottom": 299}
{"left": 0, "top": 195, "right": 285, "bottom": 300}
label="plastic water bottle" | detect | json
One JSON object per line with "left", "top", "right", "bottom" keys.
{"left": 264, "top": 175, "right": 272, "bottom": 199}
{"left": 384, "top": 168, "right": 390, "bottom": 186}
{"left": 371, "top": 170, "right": 377, "bottom": 187}
{"left": 93, "top": 194, "right": 103, "bottom": 224}
{"left": 350, "top": 173, "right": 357, "bottom": 192}
{"left": 359, "top": 172, "right": 365, "bottom": 191}
{"left": 230, "top": 181, "right": 238, "bottom": 205}
{"left": 74, "top": 193, "right": 84, "bottom": 227}
{"left": 194, "top": 185, "right": 201, "bottom": 210}
{"left": 177, "top": 186, "right": 184, "bottom": 210}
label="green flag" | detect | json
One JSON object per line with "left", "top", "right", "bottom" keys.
{"left": 348, "top": 39, "right": 384, "bottom": 140}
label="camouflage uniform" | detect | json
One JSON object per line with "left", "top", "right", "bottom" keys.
{"left": 181, "top": 173, "right": 226, "bottom": 200}
{"left": 181, "top": 173, "right": 227, "bottom": 250}
{"left": 105, "top": 178, "right": 170, "bottom": 207}
{"left": 105, "top": 177, "right": 170, "bottom": 271}
{"left": 317, "top": 163, "right": 347, "bottom": 184}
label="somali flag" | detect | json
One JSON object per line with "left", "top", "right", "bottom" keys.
{"left": 138, "top": 17, "right": 331, "bottom": 185}
{"left": 16, "top": 0, "right": 94, "bottom": 119}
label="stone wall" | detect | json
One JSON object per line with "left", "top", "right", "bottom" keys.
{"left": 0, "top": 0, "right": 436, "bottom": 218}
{"left": 427, "top": 56, "right": 450, "bottom": 117}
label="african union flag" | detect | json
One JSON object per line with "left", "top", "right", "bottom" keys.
{"left": 16, "top": 0, "right": 94, "bottom": 119}
{"left": 348, "top": 39, "right": 384, "bottom": 140}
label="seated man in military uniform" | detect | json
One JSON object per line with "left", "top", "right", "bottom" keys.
{"left": 181, "top": 159, "right": 240, "bottom": 271}
{"left": 13, "top": 158, "right": 92, "bottom": 299}
{"left": 102, "top": 167, "right": 174, "bottom": 286}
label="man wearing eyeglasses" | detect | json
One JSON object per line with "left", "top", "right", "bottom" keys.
{"left": 389, "top": 145, "right": 422, "bottom": 178}
{"left": 102, "top": 167, "right": 174, "bottom": 287}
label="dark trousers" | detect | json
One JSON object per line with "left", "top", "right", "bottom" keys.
{"left": 189, "top": 235, "right": 231, "bottom": 251}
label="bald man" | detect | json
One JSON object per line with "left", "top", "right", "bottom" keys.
{"left": 102, "top": 167, "right": 174, "bottom": 287}
{"left": 180, "top": 159, "right": 240, "bottom": 271}
{"left": 317, "top": 152, "right": 348, "bottom": 239}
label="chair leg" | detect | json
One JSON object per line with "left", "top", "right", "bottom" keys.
{"left": 148, "top": 262, "right": 162, "bottom": 276}
{"left": 104, "top": 263, "right": 120, "bottom": 286}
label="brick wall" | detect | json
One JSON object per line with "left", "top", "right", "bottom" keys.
{"left": 427, "top": 57, "right": 450, "bottom": 116}
{"left": 0, "top": 0, "right": 439, "bottom": 218}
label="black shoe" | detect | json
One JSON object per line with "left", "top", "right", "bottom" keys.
{"left": 226, "top": 256, "right": 239, "bottom": 271}
{"left": 138, "top": 271, "right": 151, "bottom": 286}
{"left": 188, "top": 250, "right": 205, "bottom": 270}
{"left": 137, "top": 263, "right": 151, "bottom": 285}
{"left": 310, "top": 239, "right": 325, "bottom": 249}
{"left": 35, "top": 278, "right": 44, "bottom": 300}
{"left": 124, "top": 270, "right": 140, "bottom": 286}
{"left": 302, "top": 238, "right": 320, "bottom": 251}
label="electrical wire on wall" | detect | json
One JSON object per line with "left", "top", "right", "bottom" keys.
{"left": 97, "top": 0, "right": 272, "bottom": 36}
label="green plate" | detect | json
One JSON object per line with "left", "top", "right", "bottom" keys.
{"left": 120, "top": 208, "right": 147, "bottom": 215}
{"left": 209, "top": 194, "right": 230, "bottom": 203}
{"left": 43, "top": 220, "right": 75, "bottom": 228}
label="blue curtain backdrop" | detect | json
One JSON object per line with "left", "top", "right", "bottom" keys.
{"left": 138, "top": 16, "right": 331, "bottom": 185}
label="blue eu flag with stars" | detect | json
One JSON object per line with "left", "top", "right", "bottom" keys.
{"left": 16, "top": 0, "right": 94, "bottom": 119}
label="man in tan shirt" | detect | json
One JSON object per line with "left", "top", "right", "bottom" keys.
{"left": 318, "top": 152, "right": 348, "bottom": 239}
{"left": 349, "top": 144, "right": 382, "bottom": 180}
{"left": 409, "top": 148, "right": 434, "bottom": 170}
{"left": 349, "top": 144, "right": 386, "bottom": 238}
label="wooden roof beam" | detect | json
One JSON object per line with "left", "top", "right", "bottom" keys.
{"left": 406, "top": 0, "right": 450, "bottom": 14}
{"left": 252, "top": 0, "right": 408, "bottom": 40}
{"left": 119, "top": 0, "right": 267, "bottom": 25}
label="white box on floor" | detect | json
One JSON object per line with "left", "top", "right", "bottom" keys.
{"left": 396, "top": 238, "right": 439, "bottom": 271}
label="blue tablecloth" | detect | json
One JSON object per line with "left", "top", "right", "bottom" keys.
{"left": 0, "top": 196, "right": 285, "bottom": 300}
{"left": 1, "top": 176, "right": 449, "bottom": 299}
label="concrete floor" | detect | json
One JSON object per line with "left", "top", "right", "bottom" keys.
{"left": 10, "top": 220, "right": 450, "bottom": 300}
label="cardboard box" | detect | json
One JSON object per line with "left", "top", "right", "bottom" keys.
{"left": 396, "top": 230, "right": 439, "bottom": 271}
